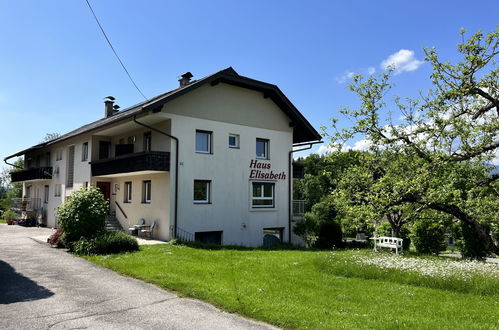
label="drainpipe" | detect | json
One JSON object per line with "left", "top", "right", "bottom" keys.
{"left": 133, "top": 115, "right": 180, "bottom": 239}
{"left": 288, "top": 140, "right": 323, "bottom": 243}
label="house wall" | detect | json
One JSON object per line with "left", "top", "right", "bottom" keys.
{"left": 157, "top": 83, "right": 293, "bottom": 246}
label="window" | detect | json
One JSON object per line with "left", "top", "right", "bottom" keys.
{"left": 44, "top": 185, "right": 49, "bottom": 204}
{"left": 252, "top": 182, "right": 274, "bottom": 208}
{"left": 193, "top": 180, "right": 211, "bottom": 203}
{"left": 228, "top": 134, "right": 239, "bottom": 148}
{"left": 142, "top": 180, "right": 151, "bottom": 203}
{"left": 124, "top": 182, "right": 132, "bottom": 203}
{"left": 83, "top": 181, "right": 88, "bottom": 189}
{"left": 54, "top": 184, "right": 62, "bottom": 197}
{"left": 56, "top": 150, "right": 62, "bottom": 161}
{"left": 256, "top": 139, "right": 269, "bottom": 159}
{"left": 144, "top": 132, "right": 152, "bottom": 151}
{"left": 66, "top": 146, "right": 75, "bottom": 188}
{"left": 127, "top": 136, "right": 136, "bottom": 144}
{"left": 195, "top": 130, "right": 212, "bottom": 153}
{"left": 82, "top": 142, "right": 88, "bottom": 161}
{"left": 45, "top": 152, "right": 51, "bottom": 166}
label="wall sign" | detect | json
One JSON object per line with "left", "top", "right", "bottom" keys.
{"left": 249, "top": 159, "right": 286, "bottom": 180}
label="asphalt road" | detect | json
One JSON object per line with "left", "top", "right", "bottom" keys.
{"left": 0, "top": 224, "right": 276, "bottom": 330}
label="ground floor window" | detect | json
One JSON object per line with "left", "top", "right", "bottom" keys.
{"left": 263, "top": 227, "right": 284, "bottom": 246}
{"left": 43, "top": 185, "right": 49, "bottom": 204}
{"left": 252, "top": 182, "right": 274, "bottom": 208}
{"left": 195, "top": 231, "right": 222, "bottom": 245}
{"left": 194, "top": 180, "right": 211, "bottom": 203}
{"left": 142, "top": 180, "right": 151, "bottom": 203}
{"left": 124, "top": 182, "right": 132, "bottom": 203}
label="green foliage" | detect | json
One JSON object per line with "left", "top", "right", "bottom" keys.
{"left": 2, "top": 209, "right": 16, "bottom": 221}
{"left": 56, "top": 187, "right": 108, "bottom": 247}
{"left": 324, "top": 27, "right": 499, "bottom": 256}
{"left": 73, "top": 231, "right": 139, "bottom": 255}
{"left": 411, "top": 218, "right": 447, "bottom": 254}
{"left": 315, "top": 221, "right": 343, "bottom": 249}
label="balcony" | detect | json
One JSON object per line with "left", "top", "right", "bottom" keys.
{"left": 10, "top": 167, "right": 52, "bottom": 183}
{"left": 91, "top": 151, "right": 170, "bottom": 177}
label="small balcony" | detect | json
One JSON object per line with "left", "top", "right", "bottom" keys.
{"left": 91, "top": 151, "right": 170, "bottom": 177}
{"left": 10, "top": 167, "right": 52, "bottom": 183}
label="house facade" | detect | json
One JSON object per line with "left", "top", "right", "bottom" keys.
{"left": 5, "top": 68, "right": 321, "bottom": 246}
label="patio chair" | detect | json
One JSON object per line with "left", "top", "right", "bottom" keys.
{"left": 128, "top": 218, "right": 145, "bottom": 236}
{"left": 140, "top": 220, "right": 157, "bottom": 239}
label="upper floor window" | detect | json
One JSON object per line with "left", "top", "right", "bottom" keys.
{"left": 144, "top": 132, "right": 152, "bottom": 151}
{"left": 124, "top": 182, "right": 132, "bottom": 203}
{"left": 56, "top": 150, "right": 63, "bottom": 161}
{"left": 256, "top": 139, "right": 269, "bottom": 159}
{"left": 82, "top": 142, "right": 88, "bottom": 161}
{"left": 44, "top": 185, "right": 49, "bottom": 204}
{"left": 54, "top": 184, "right": 61, "bottom": 197}
{"left": 229, "top": 134, "right": 239, "bottom": 148}
{"left": 196, "top": 130, "right": 212, "bottom": 154}
{"left": 66, "top": 146, "right": 75, "bottom": 188}
{"left": 193, "top": 180, "right": 211, "bottom": 203}
{"left": 45, "top": 152, "right": 51, "bottom": 166}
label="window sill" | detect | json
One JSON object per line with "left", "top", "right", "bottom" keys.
{"left": 141, "top": 201, "right": 151, "bottom": 204}
{"left": 195, "top": 151, "right": 212, "bottom": 155}
{"left": 193, "top": 201, "right": 211, "bottom": 204}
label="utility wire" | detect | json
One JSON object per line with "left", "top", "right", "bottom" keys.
{"left": 84, "top": 0, "right": 148, "bottom": 101}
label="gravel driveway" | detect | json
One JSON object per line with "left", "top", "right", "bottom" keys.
{"left": 0, "top": 224, "right": 276, "bottom": 330}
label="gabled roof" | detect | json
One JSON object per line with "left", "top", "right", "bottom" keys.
{"left": 5, "top": 67, "right": 321, "bottom": 161}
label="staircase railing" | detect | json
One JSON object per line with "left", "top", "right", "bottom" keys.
{"left": 114, "top": 201, "right": 127, "bottom": 219}
{"left": 170, "top": 225, "right": 195, "bottom": 242}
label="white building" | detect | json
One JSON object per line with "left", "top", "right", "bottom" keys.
{"left": 5, "top": 68, "right": 321, "bottom": 246}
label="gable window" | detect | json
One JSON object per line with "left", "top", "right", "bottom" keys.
{"left": 44, "top": 185, "right": 49, "bottom": 204}
{"left": 124, "top": 182, "right": 132, "bottom": 203}
{"left": 228, "top": 134, "right": 239, "bottom": 148}
{"left": 256, "top": 139, "right": 269, "bottom": 159}
{"left": 193, "top": 180, "right": 211, "bottom": 203}
{"left": 252, "top": 182, "right": 274, "bottom": 208}
{"left": 195, "top": 130, "right": 212, "bottom": 154}
{"left": 82, "top": 142, "right": 88, "bottom": 161}
{"left": 144, "top": 132, "right": 152, "bottom": 152}
{"left": 142, "top": 180, "right": 151, "bottom": 203}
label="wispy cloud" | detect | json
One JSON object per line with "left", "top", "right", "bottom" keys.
{"left": 380, "top": 49, "right": 423, "bottom": 75}
{"left": 367, "top": 67, "right": 376, "bottom": 75}
{"left": 335, "top": 71, "right": 355, "bottom": 84}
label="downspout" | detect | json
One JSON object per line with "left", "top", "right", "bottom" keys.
{"left": 133, "top": 115, "right": 180, "bottom": 239}
{"left": 288, "top": 140, "right": 323, "bottom": 243}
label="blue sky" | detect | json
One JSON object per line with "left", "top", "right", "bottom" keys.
{"left": 1, "top": 0, "right": 498, "bottom": 165}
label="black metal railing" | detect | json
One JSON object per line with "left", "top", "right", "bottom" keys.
{"left": 170, "top": 225, "right": 195, "bottom": 242}
{"left": 10, "top": 167, "right": 52, "bottom": 182}
{"left": 91, "top": 151, "right": 170, "bottom": 176}
{"left": 114, "top": 201, "right": 127, "bottom": 219}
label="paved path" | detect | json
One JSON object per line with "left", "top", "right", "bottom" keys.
{"left": 0, "top": 224, "right": 276, "bottom": 330}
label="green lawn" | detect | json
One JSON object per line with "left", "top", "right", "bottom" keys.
{"left": 0, "top": 219, "right": 6, "bottom": 223}
{"left": 86, "top": 244, "right": 499, "bottom": 329}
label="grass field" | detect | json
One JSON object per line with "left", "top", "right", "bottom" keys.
{"left": 0, "top": 219, "right": 6, "bottom": 223}
{"left": 86, "top": 244, "right": 499, "bottom": 329}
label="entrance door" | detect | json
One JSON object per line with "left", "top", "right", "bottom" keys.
{"left": 96, "top": 182, "right": 111, "bottom": 212}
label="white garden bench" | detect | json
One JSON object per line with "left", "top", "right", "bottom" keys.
{"left": 372, "top": 236, "right": 404, "bottom": 254}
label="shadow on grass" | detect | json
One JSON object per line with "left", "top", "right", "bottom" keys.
{"left": 0, "top": 260, "right": 54, "bottom": 304}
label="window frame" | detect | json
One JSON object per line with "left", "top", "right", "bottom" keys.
{"left": 54, "top": 184, "right": 61, "bottom": 197}
{"left": 195, "top": 130, "right": 212, "bottom": 154}
{"left": 43, "top": 185, "right": 49, "bottom": 204}
{"left": 142, "top": 180, "right": 152, "bottom": 204}
{"left": 124, "top": 181, "right": 132, "bottom": 203}
{"left": 228, "top": 134, "right": 239, "bottom": 148}
{"left": 193, "top": 180, "right": 211, "bottom": 204}
{"left": 82, "top": 142, "right": 88, "bottom": 161}
{"left": 251, "top": 182, "right": 275, "bottom": 208}
{"left": 256, "top": 138, "right": 269, "bottom": 159}
{"left": 143, "top": 131, "right": 152, "bottom": 152}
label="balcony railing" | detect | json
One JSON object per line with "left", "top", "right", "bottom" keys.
{"left": 91, "top": 151, "right": 170, "bottom": 177}
{"left": 11, "top": 198, "right": 42, "bottom": 212}
{"left": 293, "top": 200, "right": 306, "bottom": 217}
{"left": 10, "top": 167, "right": 52, "bottom": 182}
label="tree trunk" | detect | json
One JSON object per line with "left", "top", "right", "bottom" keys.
{"left": 428, "top": 202, "right": 499, "bottom": 256}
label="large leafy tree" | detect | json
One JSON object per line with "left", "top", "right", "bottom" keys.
{"left": 326, "top": 27, "right": 499, "bottom": 255}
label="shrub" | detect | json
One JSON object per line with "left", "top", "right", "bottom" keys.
{"left": 314, "top": 221, "right": 343, "bottom": 249}
{"left": 411, "top": 218, "right": 447, "bottom": 254}
{"left": 56, "top": 187, "right": 108, "bottom": 247}
{"left": 3, "top": 209, "right": 16, "bottom": 221}
{"left": 73, "top": 231, "right": 139, "bottom": 255}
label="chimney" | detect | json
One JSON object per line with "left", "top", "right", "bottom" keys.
{"left": 179, "top": 72, "right": 193, "bottom": 88}
{"left": 104, "top": 96, "right": 116, "bottom": 118}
